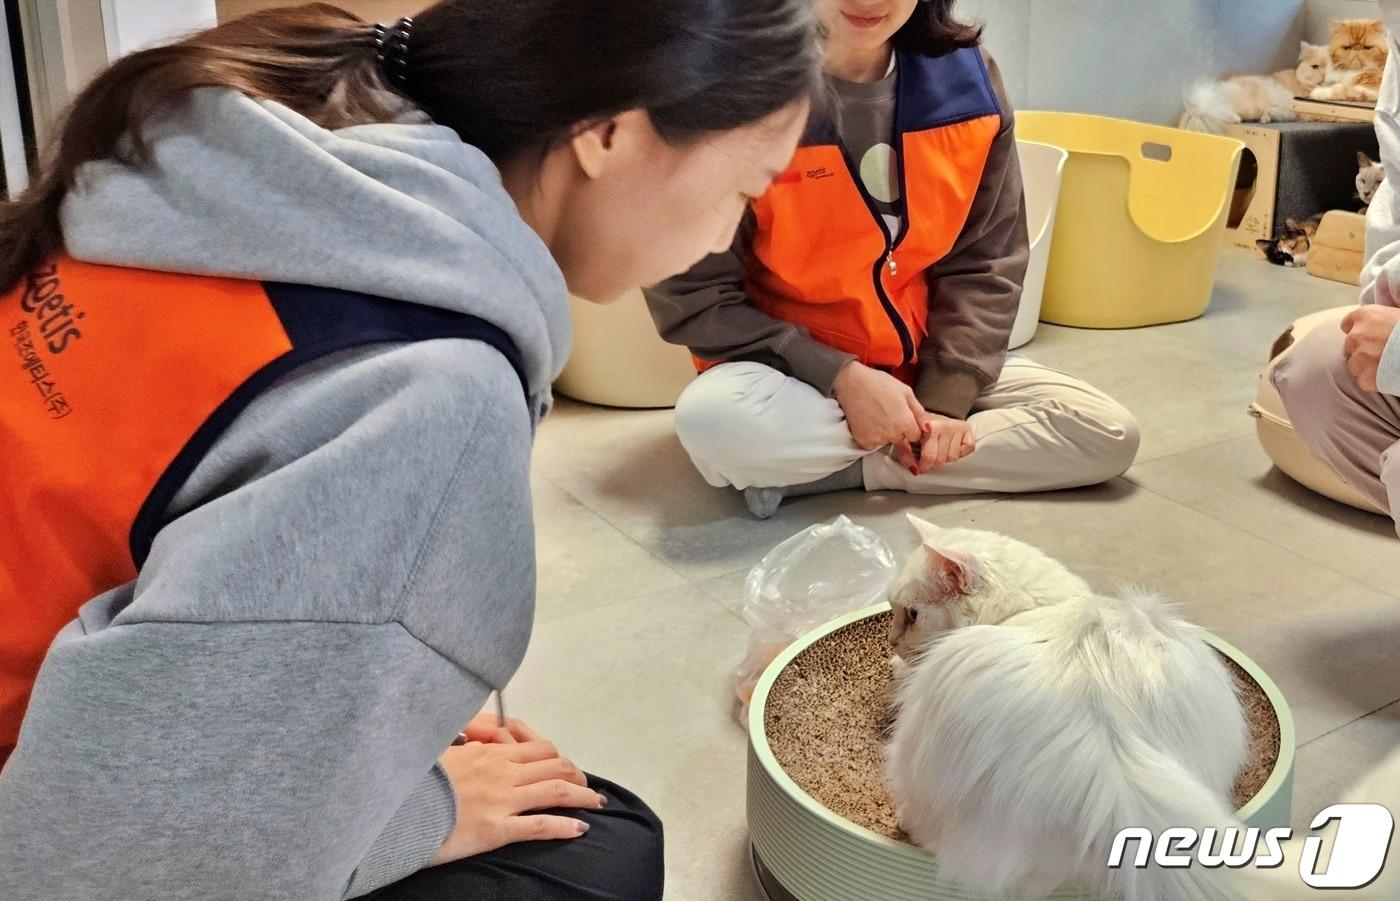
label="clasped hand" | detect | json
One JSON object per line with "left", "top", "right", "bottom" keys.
{"left": 833, "top": 361, "right": 975, "bottom": 474}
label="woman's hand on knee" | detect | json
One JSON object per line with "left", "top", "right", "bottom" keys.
{"left": 833, "top": 361, "right": 928, "bottom": 450}
{"left": 428, "top": 736, "right": 604, "bottom": 867}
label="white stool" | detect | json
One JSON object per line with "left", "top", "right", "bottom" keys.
{"left": 1010, "top": 140, "right": 1068, "bottom": 349}
{"left": 553, "top": 289, "right": 697, "bottom": 409}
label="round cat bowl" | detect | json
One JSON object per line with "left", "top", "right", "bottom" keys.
{"left": 746, "top": 604, "right": 1296, "bottom": 901}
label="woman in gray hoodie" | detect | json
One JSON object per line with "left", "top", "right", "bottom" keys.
{"left": 0, "top": 2, "right": 819, "bottom": 899}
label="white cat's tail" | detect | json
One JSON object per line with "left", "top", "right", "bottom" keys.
{"left": 1098, "top": 737, "right": 1256, "bottom": 901}
{"left": 1179, "top": 80, "right": 1238, "bottom": 133}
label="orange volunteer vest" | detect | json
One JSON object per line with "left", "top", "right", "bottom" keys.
{"left": 0, "top": 256, "right": 525, "bottom": 766}
{"left": 706, "top": 46, "right": 1003, "bottom": 381}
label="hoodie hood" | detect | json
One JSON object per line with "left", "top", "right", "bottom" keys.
{"left": 60, "top": 87, "right": 571, "bottom": 409}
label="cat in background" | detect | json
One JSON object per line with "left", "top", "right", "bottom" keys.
{"left": 1255, "top": 213, "right": 1323, "bottom": 268}
{"left": 1179, "top": 41, "right": 1330, "bottom": 133}
{"left": 1255, "top": 154, "right": 1382, "bottom": 265}
{"left": 885, "top": 515, "right": 1250, "bottom": 901}
{"left": 1357, "top": 151, "right": 1385, "bottom": 212}
{"left": 1311, "top": 18, "right": 1388, "bottom": 102}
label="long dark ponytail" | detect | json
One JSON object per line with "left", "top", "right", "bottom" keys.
{"left": 0, "top": 0, "right": 821, "bottom": 293}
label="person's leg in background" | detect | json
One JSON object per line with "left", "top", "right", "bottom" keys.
{"left": 674, "top": 358, "right": 1139, "bottom": 516}
{"left": 674, "top": 361, "right": 870, "bottom": 517}
{"left": 364, "top": 775, "right": 663, "bottom": 901}
{"left": 863, "top": 356, "right": 1141, "bottom": 495}
{"left": 1271, "top": 323, "right": 1400, "bottom": 533}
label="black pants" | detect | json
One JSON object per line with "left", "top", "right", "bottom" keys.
{"left": 365, "top": 775, "right": 664, "bottom": 901}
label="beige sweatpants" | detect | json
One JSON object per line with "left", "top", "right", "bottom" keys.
{"left": 673, "top": 356, "right": 1141, "bottom": 495}
{"left": 1271, "top": 322, "right": 1400, "bottom": 533}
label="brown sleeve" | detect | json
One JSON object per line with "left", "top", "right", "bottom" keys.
{"left": 643, "top": 210, "right": 858, "bottom": 396}
{"left": 913, "top": 51, "right": 1030, "bottom": 419}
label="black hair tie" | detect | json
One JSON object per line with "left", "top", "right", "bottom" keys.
{"left": 373, "top": 17, "right": 414, "bottom": 89}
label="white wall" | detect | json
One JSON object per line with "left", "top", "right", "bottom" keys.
{"left": 16, "top": 0, "right": 218, "bottom": 144}
{"left": 959, "top": 0, "right": 1380, "bottom": 124}
{"left": 1307, "top": 0, "right": 1384, "bottom": 41}
{"left": 101, "top": 0, "right": 216, "bottom": 58}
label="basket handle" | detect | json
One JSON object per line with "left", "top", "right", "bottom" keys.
{"left": 1140, "top": 142, "right": 1173, "bottom": 163}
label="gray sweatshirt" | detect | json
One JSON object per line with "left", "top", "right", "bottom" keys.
{"left": 0, "top": 88, "right": 570, "bottom": 899}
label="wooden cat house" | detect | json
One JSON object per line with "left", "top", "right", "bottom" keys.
{"left": 1224, "top": 120, "right": 1378, "bottom": 252}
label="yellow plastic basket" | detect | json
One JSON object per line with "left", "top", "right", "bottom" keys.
{"left": 1015, "top": 112, "right": 1244, "bottom": 328}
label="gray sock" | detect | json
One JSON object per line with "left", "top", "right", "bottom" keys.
{"left": 742, "top": 461, "right": 865, "bottom": 520}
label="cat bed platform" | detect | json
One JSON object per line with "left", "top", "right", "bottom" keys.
{"left": 747, "top": 604, "right": 1296, "bottom": 901}
{"left": 1251, "top": 306, "right": 1387, "bottom": 513}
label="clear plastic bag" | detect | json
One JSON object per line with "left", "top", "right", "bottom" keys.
{"left": 734, "top": 515, "right": 897, "bottom": 720}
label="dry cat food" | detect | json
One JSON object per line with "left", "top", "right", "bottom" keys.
{"left": 762, "top": 612, "right": 1281, "bottom": 843}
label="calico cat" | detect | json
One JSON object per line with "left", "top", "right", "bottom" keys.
{"left": 1179, "top": 42, "right": 1330, "bottom": 133}
{"left": 1311, "top": 18, "right": 1388, "bottom": 102}
{"left": 1357, "top": 151, "right": 1385, "bottom": 212}
{"left": 885, "top": 515, "right": 1250, "bottom": 901}
{"left": 1255, "top": 214, "right": 1322, "bottom": 268}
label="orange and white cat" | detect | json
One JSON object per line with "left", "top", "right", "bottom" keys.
{"left": 1179, "top": 42, "right": 1330, "bottom": 133}
{"left": 1311, "top": 18, "right": 1389, "bottom": 102}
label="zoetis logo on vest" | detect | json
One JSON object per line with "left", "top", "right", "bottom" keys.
{"left": 19, "top": 263, "right": 84, "bottom": 353}
{"left": 7, "top": 262, "right": 82, "bottom": 420}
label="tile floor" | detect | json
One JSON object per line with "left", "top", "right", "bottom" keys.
{"left": 510, "top": 249, "right": 1400, "bottom": 900}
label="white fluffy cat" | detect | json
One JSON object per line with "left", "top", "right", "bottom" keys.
{"left": 1179, "top": 42, "right": 1330, "bottom": 134}
{"left": 885, "top": 515, "right": 1250, "bottom": 901}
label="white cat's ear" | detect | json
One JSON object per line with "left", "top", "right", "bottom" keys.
{"left": 1360, "top": 152, "right": 1376, "bottom": 167}
{"left": 925, "top": 547, "right": 983, "bottom": 599}
{"left": 906, "top": 514, "right": 983, "bottom": 597}
{"left": 905, "top": 513, "right": 943, "bottom": 545}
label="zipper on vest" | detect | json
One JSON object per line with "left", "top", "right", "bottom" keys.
{"left": 833, "top": 50, "right": 916, "bottom": 366}
{"left": 887, "top": 52, "right": 915, "bottom": 360}
{"left": 837, "top": 146, "right": 916, "bottom": 366}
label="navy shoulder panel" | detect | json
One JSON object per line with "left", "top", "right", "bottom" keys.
{"left": 129, "top": 284, "right": 526, "bottom": 567}
{"left": 263, "top": 282, "right": 527, "bottom": 393}
{"left": 896, "top": 46, "right": 1002, "bottom": 134}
